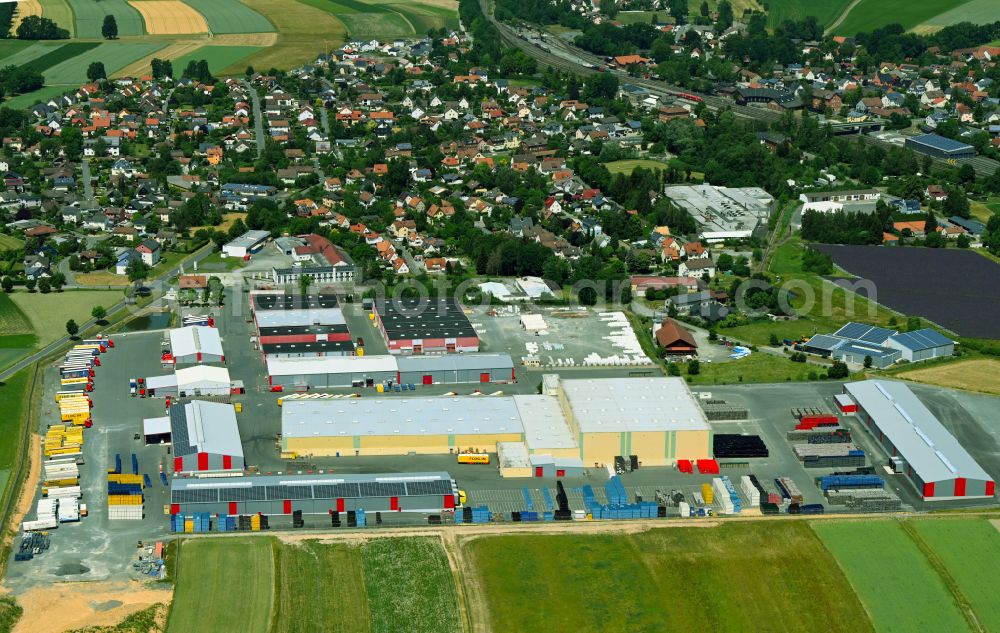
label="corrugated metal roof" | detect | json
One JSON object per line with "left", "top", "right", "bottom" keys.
{"left": 255, "top": 308, "right": 345, "bottom": 328}
{"left": 833, "top": 322, "right": 894, "bottom": 344}
{"left": 267, "top": 354, "right": 398, "bottom": 377}
{"left": 169, "top": 325, "right": 224, "bottom": 358}
{"left": 803, "top": 334, "right": 846, "bottom": 352}
{"left": 281, "top": 396, "right": 524, "bottom": 437}
{"left": 561, "top": 377, "right": 710, "bottom": 433}
{"left": 844, "top": 380, "right": 991, "bottom": 485}
{"left": 908, "top": 134, "right": 973, "bottom": 152}
{"left": 175, "top": 365, "right": 230, "bottom": 388}
{"left": 171, "top": 401, "right": 244, "bottom": 459}
{"left": 396, "top": 353, "right": 513, "bottom": 372}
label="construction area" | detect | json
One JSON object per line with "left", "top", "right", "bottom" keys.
{"left": 6, "top": 285, "right": 1000, "bottom": 591}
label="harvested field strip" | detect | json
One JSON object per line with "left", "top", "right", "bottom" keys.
{"left": 910, "top": 518, "right": 1000, "bottom": 632}
{"left": 182, "top": 0, "right": 274, "bottom": 33}
{"left": 166, "top": 537, "right": 274, "bottom": 633}
{"left": 44, "top": 41, "right": 167, "bottom": 84}
{"left": 171, "top": 45, "right": 263, "bottom": 75}
{"left": 226, "top": 0, "right": 346, "bottom": 73}
{"left": 20, "top": 42, "right": 100, "bottom": 74}
{"left": 361, "top": 537, "right": 461, "bottom": 633}
{"left": 10, "top": 289, "right": 123, "bottom": 345}
{"left": 128, "top": 1, "right": 208, "bottom": 35}
{"left": 832, "top": 0, "right": 971, "bottom": 35}
{"left": 0, "top": 293, "right": 30, "bottom": 336}
{"left": 38, "top": 0, "right": 75, "bottom": 35}
{"left": 0, "top": 41, "right": 58, "bottom": 66}
{"left": 272, "top": 540, "right": 370, "bottom": 633}
{"left": 10, "top": 0, "right": 42, "bottom": 34}
{"left": 814, "top": 521, "right": 970, "bottom": 633}
{"left": 111, "top": 39, "right": 206, "bottom": 78}
{"left": 918, "top": 0, "right": 1000, "bottom": 28}
{"left": 68, "top": 0, "right": 146, "bottom": 38}
{"left": 897, "top": 359, "right": 1000, "bottom": 396}
{"left": 466, "top": 523, "right": 871, "bottom": 632}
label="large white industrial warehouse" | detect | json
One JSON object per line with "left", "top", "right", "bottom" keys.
{"left": 280, "top": 375, "right": 711, "bottom": 467}
{"left": 168, "top": 325, "right": 225, "bottom": 365}
{"left": 844, "top": 380, "right": 994, "bottom": 500}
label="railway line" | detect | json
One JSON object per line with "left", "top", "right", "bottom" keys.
{"left": 480, "top": 0, "right": 999, "bottom": 178}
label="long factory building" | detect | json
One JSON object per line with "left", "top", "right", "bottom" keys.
{"left": 280, "top": 374, "right": 711, "bottom": 467}
{"left": 374, "top": 297, "right": 480, "bottom": 354}
{"left": 266, "top": 353, "right": 516, "bottom": 389}
{"left": 170, "top": 471, "right": 460, "bottom": 516}
{"left": 844, "top": 380, "right": 994, "bottom": 500}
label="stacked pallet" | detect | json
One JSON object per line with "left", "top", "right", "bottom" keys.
{"left": 740, "top": 475, "right": 761, "bottom": 506}
{"left": 775, "top": 477, "right": 804, "bottom": 504}
{"left": 826, "top": 488, "right": 902, "bottom": 512}
{"left": 786, "top": 427, "right": 850, "bottom": 442}
{"left": 108, "top": 473, "right": 143, "bottom": 520}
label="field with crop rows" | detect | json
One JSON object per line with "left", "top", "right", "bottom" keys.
{"left": 910, "top": 519, "right": 1000, "bottom": 632}
{"left": 43, "top": 42, "right": 166, "bottom": 85}
{"left": 68, "top": 0, "right": 146, "bottom": 38}
{"left": 814, "top": 521, "right": 971, "bottom": 633}
{"left": 897, "top": 359, "right": 1000, "bottom": 396}
{"left": 129, "top": 1, "right": 208, "bottom": 35}
{"left": 167, "top": 538, "right": 274, "bottom": 633}
{"left": 299, "top": 0, "right": 457, "bottom": 40}
{"left": 21, "top": 42, "right": 99, "bottom": 73}
{"left": 832, "top": 0, "right": 971, "bottom": 36}
{"left": 467, "top": 523, "right": 871, "bottom": 632}
{"left": 764, "top": 0, "right": 853, "bottom": 29}
{"left": 0, "top": 293, "right": 31, "bottom": 336}
{"left": 913, "top": 0, "right": 1000, "bottom": 32}
{"left": 0, "top": 41, "right": 35, "bottom": 61}
{"left": 172, "top": 45, "right": 263, "bottom": 74}
{"left": 234, "top": 0, "right": 346, "bottom": 73}
{"left": 37, "top": 0, "right": 75, "bottom": 35}
{"left": 272, "top": 541, "right": 369, "bottom": 633}
{"left": 181, "top": 0, "right": 274, "bottom": 34}
{"left": 361, "top": 538, "right": 461, "bottom": 633}
{"left": 0, "top": 41, "right": 64, "bottom": 67}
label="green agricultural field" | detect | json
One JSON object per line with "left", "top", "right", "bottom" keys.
{"left": 67, "top": 0, "right": 146, "bottom": 38}
{"left": 338, "top": 12, "right": 413, "bottom": 39}
{"left": 4, "top": 85, "right": 72, "bottom": 109}
{"left": 0, "top": 293, "right": 31, "bottom": 336}
{"left": 9, "top": 289, "right": 122, "bottom": 346}
{"left": 361, "top": 538, "right": 461, "bottom": 633}
{"left": 0, "top": 234, "right": 23, "bottom": 251}
{"left": 172, "top": 45, "right": 264, "bottom": 75}
{"left": 0, "top": 368, "right": 31, "bottom": 505}
{"left": 814, "top": 521, "right": 971, "bottom": 633}
{"left": 38, "top": 0, "right": 76, "bottom": 36}
{"left": 182, "top": 0, "right": 275, "bottom": 34}
{"left": 910, "top": 519, "right": 1000, "bottom": 631}
{"left": 686, "top": 351, "right": 825, "bottom": 384}
{"left": 604, "top": 158, "right": 670, "bottom": 175}
{"left": 272, "top": 541, "right": 370, "bottom": 633}
{"left": 389, "top": 3, "right": 459, "bottom": 33}
{"left": 43, "top": 42, "right": 167, "bottom": 85}
{"left": 167, "top": 538, "right": 274, "bottom": 633}
{"left": 235, "top": 0, "right": 347, "bottom": 72}
{"left": 467, "top": 523, "right": 871, "bottom": 632}
{"left": 0, "top": 40, "right": 35, "bottom": 62}
{"left": 764, "top": 0, "right": 854, "bottom": 29}
{"left": 0, "top": 42, "right": 65, "bottom": 68}
{"left": 832, "top": 0, "right": 970, "bottom": 36}
{"left": 916, "top": 0, "right": 1000, "bottom": 30}
{"left": 21, "top": 42, "right": 100, "bottom": 74}
{"left": 615, "top": 10, "right": 664, "bottom": 25}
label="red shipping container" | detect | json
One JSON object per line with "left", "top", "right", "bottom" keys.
{"left": 283, "top": 499, "right": 292, "bottom": 514}
{"left": 170, "top": 503, "right": 180, "bottom": 514}
{"left": 677, "top": 459, "right": 693, "bottom": 474}
{"left": 696, "top": 459, "right": 719, "bottom": 474}
{"left": 954, "top": 478, "right": 966, "bottom": 497}
{"left": 336, "top": 498, "right": 345, "bottom": 512}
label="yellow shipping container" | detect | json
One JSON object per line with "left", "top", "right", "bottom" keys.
{"left": 108, "top": 495, "right": 142, "bottom": 506}
{"left": 108, "top": 474, "right": 143, "bottom": 485}
{"left": 44, "top": 478, "right": 79, "bottom": 487}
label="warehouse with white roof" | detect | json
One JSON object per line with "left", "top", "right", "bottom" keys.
{"left": 146, "top": 365, "right": 235, "bottom": 397}
{"left": 168, "top": 400, "right": 244, "bottom": 476}
{"left": 844, "top": 380, "right": 994, "bottom": 500}
{"left": 280, "top": 375, "right": 710, "bottom": 466}
{"left": 168, "top": 325, "right": 224, "bottom": 365}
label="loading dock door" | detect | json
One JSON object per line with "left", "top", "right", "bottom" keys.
{"left": 423, "top": 375, "right": 433, "bottom": 385}
{"left": 479, "top": 372, "right": 490, "bottom": 383}
{"left": 535, "top": 466, "right": 544, "bottom": 477}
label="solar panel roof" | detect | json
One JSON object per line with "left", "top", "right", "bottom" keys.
{"left": 888, "top": 329, "right": 953, "bottom": 352}
{"left": 377, "top": 297, "right": 476, "bottom": 340}
{"left": 171, "top": 473, "right": 455, "bottom": 504}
